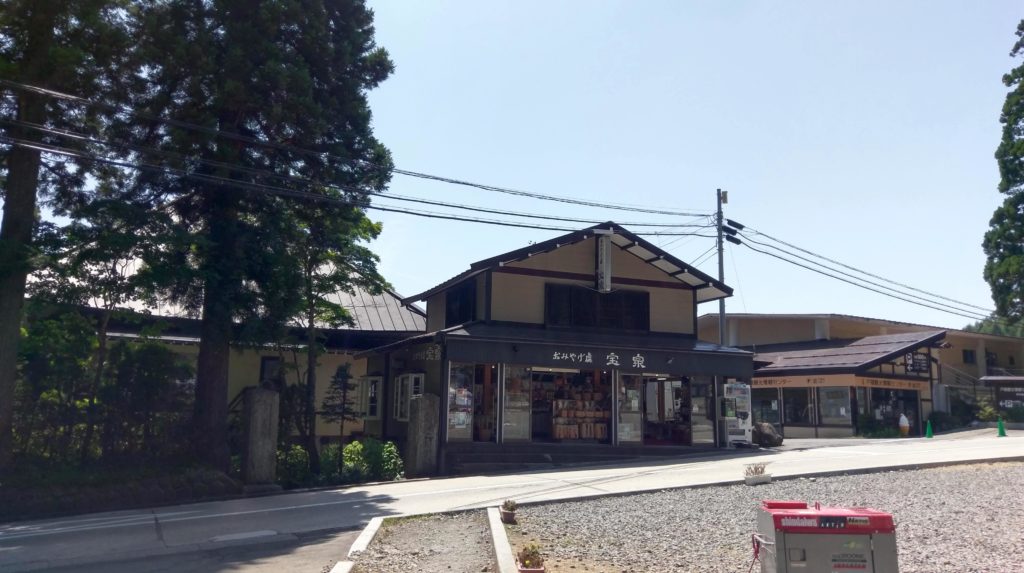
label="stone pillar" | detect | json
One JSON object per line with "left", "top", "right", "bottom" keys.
{"left": 406, "top": 393, "right": 440, "bottom": 477}
{"left": 242, "top": 387, "right": 279, "bottom": 485}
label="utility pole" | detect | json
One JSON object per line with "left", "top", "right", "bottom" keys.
{"left": 717, "top": 188, "right": 727, "bottom": 345}
{"left": 714, "top": 188, "right": 727, "bottom": 447}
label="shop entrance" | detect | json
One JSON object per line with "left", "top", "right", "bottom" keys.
{"left": 533, "top": 368, "right": 612, "bottom": 443}
{"left": 448, "top": 362, "right": 497, "bottom": 442}
{"left": 867, "top": 388, "right": 920, "bottom": 436}
{"left": 642, "top": 377, "right": 692, "bottom": 445}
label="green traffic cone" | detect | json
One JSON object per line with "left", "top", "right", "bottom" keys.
{"left": 925, "top": 419, "right": 933, "bottom": 438}
{"left": 997, "top": 417, "right": 1007, "bottom": 438}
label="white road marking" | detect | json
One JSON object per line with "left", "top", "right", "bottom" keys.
{"left": 208, "top": 530, "right": 278, "bottom": 543}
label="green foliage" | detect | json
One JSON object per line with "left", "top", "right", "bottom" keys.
{"left": 276, "top": 444, "right": 311, "bottom": 489}
{"left": 976, "top": 397, "right": 1001, "bottom": 422}
{"left": 12, "top": 306, "right": 194, "bottom": 469}
{"left": 963, "top": 316, "right": 1024, "bottom": 338}
{"left": 322, "top": 364, "right": 360, "bottom": 425}
{"left": 319, "top": 443, "right": 342, "bottom": 483}
{"left": 986, "top": 20, "right": 1024, "bottom": 323}
{"left": 517, "top": 544, "right": 544, "bottom": 569}
{"left": 342, "top": 438, "right": 403, "bottom": 483}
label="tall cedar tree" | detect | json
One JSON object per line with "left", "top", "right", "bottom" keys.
{"left": 0, "top": 0, "right": 133, "bottom": 470}
{"left": 130, "top": 0, "right": 393, "bottom": 471}
{"left": 985, "top": 20, "right": 1024, "bottom": 324}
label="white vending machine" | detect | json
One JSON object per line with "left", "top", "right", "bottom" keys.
{"left": 721, "top": 382, "right": 753, "bottom": 447}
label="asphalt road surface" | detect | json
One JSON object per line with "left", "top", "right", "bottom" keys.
{"left": 1, "top": 429, "right": 1019, "bottom": 572}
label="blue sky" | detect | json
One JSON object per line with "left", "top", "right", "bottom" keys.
{"left": 364, "top": 1, "right": 1022, "bottom": 329}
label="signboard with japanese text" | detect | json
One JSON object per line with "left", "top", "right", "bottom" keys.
{"left": 752, "top": 373, "right": 927, "bottom": 391}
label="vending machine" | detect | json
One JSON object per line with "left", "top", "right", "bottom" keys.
{"left": 720, "top": 382, "right": 753, "bottom": 447}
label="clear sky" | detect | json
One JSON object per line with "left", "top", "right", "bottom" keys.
{"left": 363, "top": 1, "right": 1023, "bottom": 329}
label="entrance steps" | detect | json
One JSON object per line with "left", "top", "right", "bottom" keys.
{"left": 443, "top": 442, "right": 714, "bottom": 475}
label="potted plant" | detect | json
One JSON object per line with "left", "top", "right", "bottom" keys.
{"left": 500, "top": 499, "right": 518, "bottom": 524}
{"left": 516, "top": 543, "right": 545, "bottom": 573}
{"left": 744, "top": 462, "right": 772, "bottom": 486}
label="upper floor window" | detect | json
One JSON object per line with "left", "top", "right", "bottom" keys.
{"left": 545, "top": 283, "right": 650, "bottom": 330}
{"left": 962, "top": 349, "right": 976, "bottom": 364}
{"left": 445, "top": 280, "right": 476, "bottom": 327}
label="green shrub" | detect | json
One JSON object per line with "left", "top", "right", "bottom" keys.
{"left": 320, "top": 444, "right": 342, "bottom": 483}
{"left": 341, "top": 438, "right": 404, "bottom": 483}
{"left": 379, "top": 441, "right": 404, "bottom": 481}
{"left": 276, "top": 445, "right": 311, "bottom": 488}
{"left": 976, "top": 398, "right": 1000, "bottom": 422}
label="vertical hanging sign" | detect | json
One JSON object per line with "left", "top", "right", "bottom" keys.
{"left": 596, "top": 231, "right": 612, "bottom": 293}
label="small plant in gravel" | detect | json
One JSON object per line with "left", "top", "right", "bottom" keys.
{"left": 501, "top": 499, "right": 518, "bottom": 523}
{"left": 516, "top": 543, "right": 545, "bottom": 572}
{"left": 744, "top": 462, "right": 768, "bottom": 477}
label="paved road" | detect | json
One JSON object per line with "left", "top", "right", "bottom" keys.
{"left": 1, "top": 429, "right": 1019, "bottom": 572}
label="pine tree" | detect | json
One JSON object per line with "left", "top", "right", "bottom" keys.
{"left": 985, "top": 20, "right": 1024, "bottom": 324}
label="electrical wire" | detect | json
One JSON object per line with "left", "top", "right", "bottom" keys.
{"left": 0, "top": 79, "right": 711, "bottom": 218}
{"left": 735, "top": 239, "right": 992, "bottom": 323}
{"left": 735, "top": 230, "right": 993, "bottom": 319}
{"left": 0, "top": 135, "right": 720, "bottom": 238}
{"left": 741, "top": 223, "right": 995, "bottom": 314}
{"left": 0, "top": 117, "right": 712, "bottom": 230}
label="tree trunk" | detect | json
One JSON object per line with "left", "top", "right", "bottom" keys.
{"left": 0, "top": 1, "right": 58, "bottom": 472}
{"left": 192, "top": 193, "right": 239, "bottom": 473}
{"left": 304, "top": 299, "right": 321, "bottom": 474}
{"left": 80, "top": 308, "right": 112, "bottom": 464}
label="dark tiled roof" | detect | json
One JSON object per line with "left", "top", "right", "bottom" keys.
{"left": 753, "top": 331, "right": 942, "bottom": 376}
{"left": 754, "top": 330, "right": 946, "bottom": 375}
{"left": 405, "top": 222, "right": 732, "bottom": 304}
{"left": 326, "top": 287, "right": 425, "bottom": 332}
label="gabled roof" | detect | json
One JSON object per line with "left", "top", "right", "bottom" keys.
{"left": 753, "top": 330, "right": 946, "bottom": 376}
{"left": 406, "top": 222, "right": 732, "bottom": 304}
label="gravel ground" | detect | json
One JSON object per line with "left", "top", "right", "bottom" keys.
{"left": 506, "top": 462, "right": 1024, "bottom": 573}
{"left": 353, "top": 510, "right": 494, "bottom": 573}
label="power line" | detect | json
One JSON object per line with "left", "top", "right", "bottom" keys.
{"left": 0, "top": 136, "right": 720, "bottom": 238}
{"left": 735, "top": 230, "right": 993, "bottom": 319}
{"left": 0, "top": 79, "right": 711, "bottom": 218}
{"left": 733, "top": 238, "right": 991, "bottom": 323}
{"left": 741, "top": 223, "right": 995, "bottom": 314}
{"left": 2, "top": 117, "right": 710, "bottom": 230}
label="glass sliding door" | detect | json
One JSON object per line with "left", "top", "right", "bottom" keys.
{"left": 502, "top": 365, "right": 531, "bottom": 441}
{"left": 447, "top": 363, "right": 474, "bottom": 441}
{"left": 617, "top": 374, "right": 643, "bottom": 443}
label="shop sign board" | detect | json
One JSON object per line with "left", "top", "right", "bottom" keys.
{"left": 995, "top": 384, "right": 1024, "bottom": 410}
{"left": 904, "top": 352, "right": 930, "bottom": 373}
{"left": 753, "top": 373, "right": 927, "bottom": 391}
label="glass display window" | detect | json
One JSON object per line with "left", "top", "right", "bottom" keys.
{"left": 447, "top": 363, "right": 475, "bottom": 441}
{"left": 782, "top": 387, "right": 813, "bottom": 425}
{"left": 818, "top": 387, "right": 852, "bottom": 425}
{"left": 617, "top": 374, "right": 643, "bottom": 443}
{"left": 503, "top": 365, "right": 532, "bottom": 441}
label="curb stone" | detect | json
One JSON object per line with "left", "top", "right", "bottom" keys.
{"left": 486, "top": 507, "right": 518, "bottom": 573}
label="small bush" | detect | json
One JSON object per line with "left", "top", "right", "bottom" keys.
{"left": 976, "top": 398, "right": 1000, "bottom": 422}
{"left": 502, "top": 499, "right": 518, "bottom": 512}
{"left": 320, "top": 444, "right": 342, "bottom": 483}
{"left": 276, "top": 445, "right": 311, "bottom": 489}
{"left": 517, "top": 544, "right": 544, "bottom": 569}
{"left": 341, "top": 438, "right": 404, "bottom": 483}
